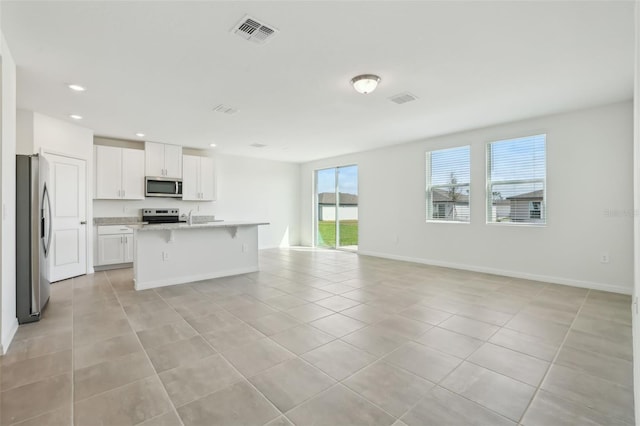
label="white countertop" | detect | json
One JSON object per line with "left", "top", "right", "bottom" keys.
{"left": 131, "top": 221, "right": 269, "bottom": 231}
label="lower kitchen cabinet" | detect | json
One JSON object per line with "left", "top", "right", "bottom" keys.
{"left": 96, "top": 225, "right": 134, "bottom": 266}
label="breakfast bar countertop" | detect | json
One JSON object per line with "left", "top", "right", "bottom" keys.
{"left": 132, "top": 220, "right": 269, "bottom": 231}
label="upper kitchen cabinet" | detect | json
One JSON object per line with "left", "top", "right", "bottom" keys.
{"left": 145, "top": 141, "right": 182, "bottom": 178}
{"left": 182, "top": 155, "right": 216, "bottom": 201}
{"left": 94, "top": 145, "right": 145, "bottom": 199}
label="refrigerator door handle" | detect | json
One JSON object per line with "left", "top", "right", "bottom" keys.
{"left": 42, "top": 184, "right": 53, "bottom": 258}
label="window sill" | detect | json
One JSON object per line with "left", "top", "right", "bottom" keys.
{"left": 426, "top": 220, "right": 470, "bottom": 225}
{"left": 485, "top": 221, "right": 547, "bottom": 227}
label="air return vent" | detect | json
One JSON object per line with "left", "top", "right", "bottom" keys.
{"left": 213, "top": 104, "right": 238, "bottom": 115}
{"left": 233, "top": 15, "right": 278, "bottom": 44}
{"left": 389, "top": 92, "right": 418, "bottom": 105}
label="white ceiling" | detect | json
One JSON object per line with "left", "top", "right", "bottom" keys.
{"left": 2, "top": 1, "right": 634, "bottom": 163}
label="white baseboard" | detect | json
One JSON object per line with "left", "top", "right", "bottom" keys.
{"left": 357, "top": 250, "right": 632, "bottom": 295}
{"left": 135, "top": 266, "right": 259, "bottom": 291}
{"left": 1, "top": 318, "right": 19, "bottom": 355}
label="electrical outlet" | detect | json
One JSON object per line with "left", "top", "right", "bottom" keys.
{"left": 600, "top": 253, "right": 610, "bottom": 264}
{"left": 164, "top": 252, "right": 169, "bottom": 261}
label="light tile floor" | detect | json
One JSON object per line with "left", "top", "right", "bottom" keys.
{"left": 0, "top": 248, "right": 634, "bottom": 426}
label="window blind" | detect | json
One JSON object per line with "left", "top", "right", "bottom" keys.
{"left": 426, "top": 146, "right": 470, "bottom": 222}
{"left": 487, "top": 134, "right": 546, "bottom": 224}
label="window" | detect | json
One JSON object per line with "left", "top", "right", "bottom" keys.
{"left": 487, "top": 134, "right": 546, "bottom": 224}
{"left": 426, "top": 146, "right": 470, "bottom": 222}
{"left": 529, "top": 201, "right": 541, "bottom": 219}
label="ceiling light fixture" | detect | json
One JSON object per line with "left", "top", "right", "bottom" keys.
{"left": 210, "top": 143, "right": 217, "bottom": 147}
{"left": 69, "top": 114, "right": 83, "bottom": 120}
{"left": 68, "top": 84, "right": 86, "bottom": 92}
{"left": 135, "top": 132, "right": 145, "bottom": 138}
{"left": 350, "top": 74, "right": 381, "bottom": 95}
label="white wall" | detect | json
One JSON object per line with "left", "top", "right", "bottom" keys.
{"left": 17, "top": 110, "right": 95, "bottom": 274}
{"left": 94, "top": 153, "right": 300, "bottom": 249}
{"left": 301, "top": 101, "right": 634, "bottom": 294}
{"left": 0, "top": 32, "right": 18, "bottom": 354}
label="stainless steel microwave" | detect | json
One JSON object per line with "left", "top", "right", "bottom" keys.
{"left": 145, "top": 177, "right": 183, "bottom": 198}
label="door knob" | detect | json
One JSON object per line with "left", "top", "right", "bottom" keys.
{"left": 80, "top": 221, "right": 87, "bottom": 225}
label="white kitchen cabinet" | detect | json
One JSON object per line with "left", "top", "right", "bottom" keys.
{"left": 145, "top": 141, "right": 182, "bottom": 178}
{"left": 94, "top": 145, "right": 145, "bottom": 200}
{"left": 182, "top": 155, "right": 216, "bottom": 201}
{"left": 96, "top": 225, "right": 134, "bottom": 266}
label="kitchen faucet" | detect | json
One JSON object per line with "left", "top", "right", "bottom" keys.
{"left": 187, "top": 209, "right": 193, "bottom": 225}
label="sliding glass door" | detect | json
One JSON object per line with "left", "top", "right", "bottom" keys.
{"left": 315, "top": 165, "right": 358, "bottom": 250}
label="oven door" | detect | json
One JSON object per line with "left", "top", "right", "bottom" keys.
{"left": 145, "top": 177, "right": 183, "bottom": 198}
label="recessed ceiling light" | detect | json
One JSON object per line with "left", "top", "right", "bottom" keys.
{"left": 69, "top": 114, "right": 83, "bottom": 120}
{"left": 210, "top": 143, "right": 217, "bottom": 147}
{"left": 350, "top": 74, "right": 381, "bottom": 95}
{"left": 68, "top": 84, "right": 86, "bottom": 92}
{"left": 135, "top": 133, "right": 145, "bottom": 138}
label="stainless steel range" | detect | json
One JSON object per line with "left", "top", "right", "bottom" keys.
{"left": 142, "top": 208, "right": 182, "bottom": 224}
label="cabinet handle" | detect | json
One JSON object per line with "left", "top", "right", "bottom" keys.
{"left": 122, "top": 190, "right": 125, "bottom": 198}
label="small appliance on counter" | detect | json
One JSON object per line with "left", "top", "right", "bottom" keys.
{"left": 16, "top": 154, "right": 51, "bottom": 323}
{"left": 142, "top": 208, "right": 183, "bottom": 224}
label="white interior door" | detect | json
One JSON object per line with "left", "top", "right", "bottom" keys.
{"left": 47, "top": 154, "right": 87, "bottom": 282}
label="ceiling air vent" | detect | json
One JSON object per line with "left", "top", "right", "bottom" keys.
{"left": 250, "top": 143, "right": 267, "bottom": 148}
{"left": 213, "top": 104, "right": 238, "bottom": 115}
{"left": 389, "top": 92, "right": 418, "bottom": 105}
{"left": 233, "top": 15, "right": 278, "bottom": 44}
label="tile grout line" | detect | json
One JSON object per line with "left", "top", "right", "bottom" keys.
{"left": 3, "top": 278, "right": 77, "bottom": 426}
{"left": 71, "top": 275, "right": 77, "bottom": 426}
{"left": 155, "top": 276, "right": 421, "bottom": 424}
{"left": 103, "top": 271, "right": 185, "bottom": 426}
{"left": 151, "top": 284, "right": 299, "bottom": 426}
{"left": 516, "top": 288, "right": 591, "bottom": 424}
{"left": 368, "top": 280, "right": 554, "bottom": 424}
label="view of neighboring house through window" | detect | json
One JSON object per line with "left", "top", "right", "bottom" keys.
{"left": 487, "top": 134, "right": 546, "bottom": 224}
{"left": 315, "top": 165, "right": 358, "bottom": 250}
{"left": 426, "top": 145, "right": 471, "bottom": 222}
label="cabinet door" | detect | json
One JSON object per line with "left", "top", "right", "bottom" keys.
{"left": 145, "top": 141, "right": 165, "bottom": 177}
{"left": 163, "top": 144, "right": 183, "bottom": 178}
{"left": 181, "top": 155, "right": 199, "bottom": 201}
{"left": 121, "top": 148, "right": 145, "bottom": 199}
{"left": 199, "top": 157, "right": 216, "bottom": 201}
{"left": 97, "top": 235, "right": 125, "bottom": 265}
{"left": 95, "top": 145, "right": 122, "bottom": 199}
{"left": 123, "top": 234, "right": 135, "bottom": 263}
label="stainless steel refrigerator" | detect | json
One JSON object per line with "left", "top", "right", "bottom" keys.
{"left": 16, "top": 154, "right": 51, "bottom": 324}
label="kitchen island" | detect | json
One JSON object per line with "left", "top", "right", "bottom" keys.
{"left": 132, "top": 221, "right": 268, "bottom": 290}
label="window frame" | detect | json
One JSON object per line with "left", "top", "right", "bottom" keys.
{"left": 485, "top": 134, "right": 547, "bottom": 226}
{"left": 426, "top": 145, "right": 471, "bottom": 224}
